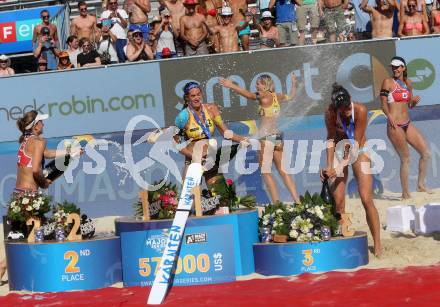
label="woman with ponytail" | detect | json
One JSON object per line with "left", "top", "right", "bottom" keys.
{"left": 380, "top": 56, "right": 431, "bottom": 199}
{"left": 220, "top": 74, "right": 300, "bottom": 204}
{"left": 321, "top": 83, "right": 381, "bottom": 256}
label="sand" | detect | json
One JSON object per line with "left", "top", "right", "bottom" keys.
{"left": 1, "top": 189, "right": 440, "bottom": 296}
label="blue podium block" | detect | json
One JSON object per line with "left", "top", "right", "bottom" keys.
{"left": 253, "top": 232, "right": 369, "bottom": 276}
{"left": 5, "top": 236, "right": 122, "bottom": 292}
{"left": 116, "top": 209, "right": 259, "bottom": 286}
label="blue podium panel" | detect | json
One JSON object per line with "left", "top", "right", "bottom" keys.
{"left": 5, "top": 236, "right": 122, "bottom": 292}
{"left": 121, "top": 225, "right": 235, "bottom": 287}
{"left": 116, "top": 209, "right": 259, "bottom": 278}
{"left": 253, "top": 232, "right": 369, "bottom": 276}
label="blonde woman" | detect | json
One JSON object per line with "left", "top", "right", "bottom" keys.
{"left": 220, "top": 74, "right": 300, "bottom": 203}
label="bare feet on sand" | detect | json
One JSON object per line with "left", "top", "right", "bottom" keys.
{"left": 402, "top": 192, "right": 412, "bottom": 200}
{"left": 417, "top": 186, "right": 434, "bottom": 194}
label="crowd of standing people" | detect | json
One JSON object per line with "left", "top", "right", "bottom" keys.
{"left": 1, "top": 0, "right": 440, "bottom": 74}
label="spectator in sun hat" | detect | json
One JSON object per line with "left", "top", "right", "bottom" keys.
{"left": 254, "top": 10, "right": 280, "bottom": 49}
{"left": 153, "top": 9, "right": 177, "bottom": 58}
{"left": 0, "top": 54, "right": 15, "bottom": 77}
{"left": 204, "top": 6, "right": 252, "bottom": 53}
{"left": 37, "top": 56, "right": 49, "bottom": 72}
{"left": 126, "top": 29, "right": 154, "bottom": 61}
{"left": 57, "top": 51, "right": 74, "bottom": 70}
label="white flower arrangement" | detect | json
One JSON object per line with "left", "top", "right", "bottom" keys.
{"left": 258, "top": 192, "right": 339, "bottom": 243}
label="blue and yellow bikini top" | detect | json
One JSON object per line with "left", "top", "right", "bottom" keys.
{"left": 175, "top": 105, "right": 219, "bottom": 141}
{"left": 258, "top": 92, "right": 280, "bottom": 118}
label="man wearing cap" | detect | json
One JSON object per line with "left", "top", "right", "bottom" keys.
{"left": 269, "top": 0, "right": 301, "bottom": 47}
{"left": 180, "top": 0, "right": 209, "bottom": 56}
{"left": 153, "top": 10, "right": 178, "bottom": 58}
{"left": 361, "top": 0, "right": 397, "bottom": 38}
{"left": 0, "top": 54, "right": 15, "bottom": 77}
{"left": 71, "top": 1, "right": 99, "bottom": 44}
{"left": 124, "top": 0, "right": 151, "bottom": 41}
{"left": 101, "top": 0, "right": 129, "bottom": 62}
{"left": 205, "top": 6, "right": 252, "bottom": 53}
{"left": 126, "top": 29, "right": 155, "bottom": 61}
{"left": 33, "top": 26, "right": 59, "bottom": 71}
{"left": 32, "top": 9, "right": 58, "bottom": 45}
{"left": 223, "top": 0, "right": 250, "bottom": 50}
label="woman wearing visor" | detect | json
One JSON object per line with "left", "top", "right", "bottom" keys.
{"left": 381, "top": 56, "right": 431, "bottom": 199}
{"left": 321, "top": 83, "right": 381, "bottom": 257}
{"left": 1, "top": 111, "right": 83, "bottom": 282}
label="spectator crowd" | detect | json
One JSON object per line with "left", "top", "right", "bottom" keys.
{"left": 1, "top": 0, "right": 440, "bottom": 75}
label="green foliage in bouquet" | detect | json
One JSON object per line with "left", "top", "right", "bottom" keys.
{"left": 134, "top": 181, "right": 179, "bottom": 220}
{"left": 259, "top": 201, "right": 292, "bottom": 236}
{"left": 7, "top": 191, "right": 51, "bottom": 223}
{"left": 208, "top": 177, "right": 256, "bottom": 212}
{"left": 50, "top": 201, "right": 80, "bottom": 228}
{"left": 259, "top": 192, "right": 339, "bottom": 242}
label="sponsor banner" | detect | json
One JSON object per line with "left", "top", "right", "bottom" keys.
{"left": 0, "top": 5, "right": 64, "bottom": 54}
{"left": 395, "top": 36, "right": 439, "bottom": 106}
{"left": 0, "top": 63, "right": 164, "bottom": 142}
{"left": 159, "top": 40, "right": 396, "bottom": 126}
{"left": 121, "top": 225, "right": 235, "bottom": 287}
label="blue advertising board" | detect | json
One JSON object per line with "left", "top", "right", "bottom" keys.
{"left": 0, "top": 6, "right": 65, "bottom": 54}
{"left": 5, "top": 236, "right": 122, "bottom": 292}
{"left": 121, "top": 225, "right": 236, "bottom": 286}
{"left": 0, "top": 62, "right": 165, "bottom": 142}
{"left": 253, "top": 232, "right": 369, "bottom": 276}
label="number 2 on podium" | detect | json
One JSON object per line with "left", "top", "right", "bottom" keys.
{"left": 64, "top": 251, "right": 80, "bottom": 273}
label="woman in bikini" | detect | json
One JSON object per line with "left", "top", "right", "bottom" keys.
{"left": 431, "top": 1, "right": 440, "bottom": 33}
{"left": 1, "top": 111, "right": 52, "bottom": 282}
{"left": 398, "top": 0, "right": 429, "bottom": 36}
{"left": 0, "top": 110, "right": 82, "bottom": 282}
{"left": 381, "top": 56, "right": 431, "bottom": 199}
{"left": 174, "top": 81, "right": 248, "bottom": 190}
{"left": 321, "top": 83, "right": 381, "bottom": 256}
{"left": 220, "top": 74, "right": 300, "bottom": 203}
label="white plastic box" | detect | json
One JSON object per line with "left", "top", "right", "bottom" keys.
{"left": 386, "top": 205, "right": 416, "bottom": 232}
{"left": 414, "top": 203, "right": 440, "bottom": 234}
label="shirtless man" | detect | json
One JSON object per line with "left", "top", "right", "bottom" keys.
{"left": 206, "top": 6, "right": 251, "bottom": 53}
{"left": 159, "top": 0, "right": 186, "bottom": 36}
{"left": 70, "top": 1, "right": 99, "bottom": 43}
{"left": 202, "top": 0, "right": 222, "bottom": 52}
{"left": 361, "top": 0, "right": 397, "bottom": 38}
{"left": 180, "top": 0, "right": 209, "bottom": 56}
{"left": 32, "top": 9, "right": 58, "bottom": 44}
{"left": 225, "top": 0, "right": 250, "bottom": 50}
{"left": 124, "top": 0, "right": 151, "bottom": 41}
{"left": 320, "top": 0, "right": 348, "bottom": 42}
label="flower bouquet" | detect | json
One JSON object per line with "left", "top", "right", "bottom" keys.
{"left": 134, "top": 181, "right": 179, "bottom": 219}
{"left": 259, "top": 192, "right": 338, "bottom": 243}
{"left": 6, "top": 191, "right": 51, "bottom": 238}
{"left": 48, "top": 201, "right": 95, "bottom": 239}
{"left": 208, "top": 177, "right": 256, "bottom": 213}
